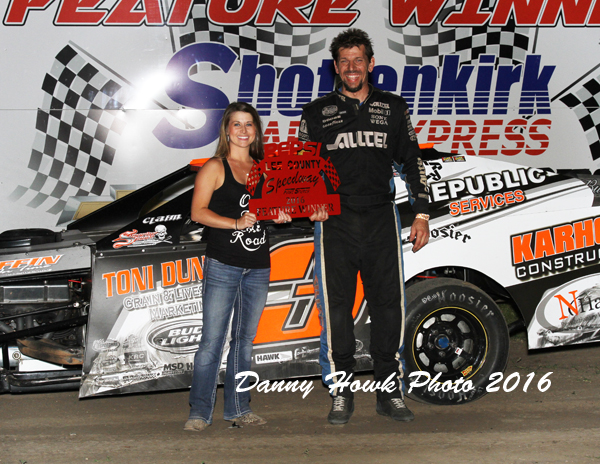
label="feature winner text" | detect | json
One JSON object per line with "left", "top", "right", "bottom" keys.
{"left": 254, "top": 202, "right": 336, "bottom": 218}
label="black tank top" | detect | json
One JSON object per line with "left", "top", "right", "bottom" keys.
{"left": 204, "top": 158, "right": 270, "bottom": 269}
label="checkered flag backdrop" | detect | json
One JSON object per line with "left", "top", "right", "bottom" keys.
{"left": 177, "top": 0, "right": 330, "bottom": 75}
{"left": 559, "top": 74, "right": 600, "bottom": 161}
{"left": 9, "top": 45, "right": 130, "bottom": 215}
{"left": 384, "top": 0, "right": 531, "bottom": 67}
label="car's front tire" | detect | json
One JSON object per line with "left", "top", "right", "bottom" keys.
{"left": 404, "top": 277, "right": 509, "bottom": 405}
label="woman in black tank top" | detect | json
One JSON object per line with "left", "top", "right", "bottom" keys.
{"left": 184, "top": 102, "right": 291, "bottom": 432}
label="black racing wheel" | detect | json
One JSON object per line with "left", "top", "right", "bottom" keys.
{"left": 404, "top": 277, "right": 509, "bottom": 405}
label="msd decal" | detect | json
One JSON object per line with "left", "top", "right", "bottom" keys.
{"left": 3, "top": 0, "right": 359, "bottom": 26}
{"left": 511, "top": 216, "right": 600, "bottom": 280}
{"left": 529, "top": 274, "right": 600, "bottom": 349}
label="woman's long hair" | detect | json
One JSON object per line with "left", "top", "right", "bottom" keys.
{"left": 214, "top": 102, "right": 264, "bottom": 162}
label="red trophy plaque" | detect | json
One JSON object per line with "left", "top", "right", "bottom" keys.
{"left": 247, "top": 140, "right": 341, "bottom": 220}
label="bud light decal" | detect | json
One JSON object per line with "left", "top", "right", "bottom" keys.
{"left": 147, "top": 320, "right": 203, "bottom": 354}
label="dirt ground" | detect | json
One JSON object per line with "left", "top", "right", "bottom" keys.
{"left": 2, "top": 338, "right": 600, "bottom": 464}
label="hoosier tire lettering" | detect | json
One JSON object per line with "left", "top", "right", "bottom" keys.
{"left": 404, "top": 278, "right": 510, "bottom": 405}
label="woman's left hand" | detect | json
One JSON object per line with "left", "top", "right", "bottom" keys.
{"left": 273, "top": 210, "right": 292, "bottom": 224}
{"left": 237, "top": 212, "right": 258, "bottom": 229}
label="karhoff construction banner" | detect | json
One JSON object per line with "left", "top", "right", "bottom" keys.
{"left": 3, "top": 0, "right": 600, "bottom": 231}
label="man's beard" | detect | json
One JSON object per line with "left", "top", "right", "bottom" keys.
{"left": 341, "top": 79, "right": 363, "bottom": 94}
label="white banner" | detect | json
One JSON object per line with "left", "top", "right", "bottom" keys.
{"left": 2, "top": 0, "right": 600, "bottom": 231}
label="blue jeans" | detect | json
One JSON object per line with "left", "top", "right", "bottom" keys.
{"left": 188, "top": 257, "right": 270, "bottom": 424}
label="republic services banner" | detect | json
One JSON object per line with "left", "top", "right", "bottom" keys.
{"left": 2, "top": 0, "right": 600, "bottom": 231}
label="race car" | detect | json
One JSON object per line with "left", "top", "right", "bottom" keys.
{"left": 1, "top": 145, "right": 599, "bottom": 405}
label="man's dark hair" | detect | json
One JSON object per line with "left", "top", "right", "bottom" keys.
{"left": 329, "top": 28, "right": 374, "bottom": 63}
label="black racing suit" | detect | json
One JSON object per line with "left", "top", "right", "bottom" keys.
{"left": 299, "top": 85, "right": 429, "bottom": 399}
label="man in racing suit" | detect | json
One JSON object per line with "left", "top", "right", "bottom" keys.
{"left": 299, "top": 28, "right": 430, "bottom": 425}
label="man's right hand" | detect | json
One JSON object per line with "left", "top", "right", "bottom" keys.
{"left": 309, "top": 206, "right": 329, "bottom": 222}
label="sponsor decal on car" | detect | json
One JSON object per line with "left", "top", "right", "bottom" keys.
{"left": 529, "top": 274, "right": 600, "bottom": 348}
{"left": 254, "top": 351, "right": 293, "bottom": 364}
{"left": 440, "top": 155, "right": 467, "bottom": 163}
{"left": 0, "top": 255, "right": 62, "bottom": 275}
{"left": 124, "top": 351, "right": 148, "bottom": 366}
{"left": 92, "top": 339, "right": 120, "bottom": 352}
{"left": 147, "top": 319, "right": 203, "bottom": 354}
{"left": 112, "top": 225, "right": 172, "bottom": 249}
{"left": 430, "top": 168, "right": 546, "bottom": 202}
{"left": 102, "top": 259, "right": 203, "bottom": 298}
{"left": 430, "top": 224, "right": 472, "bottom": 243}
{"left": 116, "top": 278, "right": 203, "bottom": 322}
{"left": 249, "top": 239, "right": 369, "bottom": 348}
{"left": 511, "top": 216, "right": 600, "bottom": 280}
{"left": 425, "top": 160, "right": 443, "bottom": 181}
{"left": 449, "top": 189, "right": 525, "bottom": 216}
{"left": 162, "top": 362, "right": 194, "bottom": 376}
{"left": 142, "top": 214, "right": 183, "bottom": 225}
{"left": 461, "top": 365, "right": 474, "bottom": 377}
{"left": 93, "top": 370, "right": 160, "bottom": 389}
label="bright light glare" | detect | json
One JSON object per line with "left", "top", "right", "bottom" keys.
{"left": 175, "top": 108, "right": 207, "bottom": 129}
{"left": 125, "top": 72, "right": 171, "bottom": 109}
